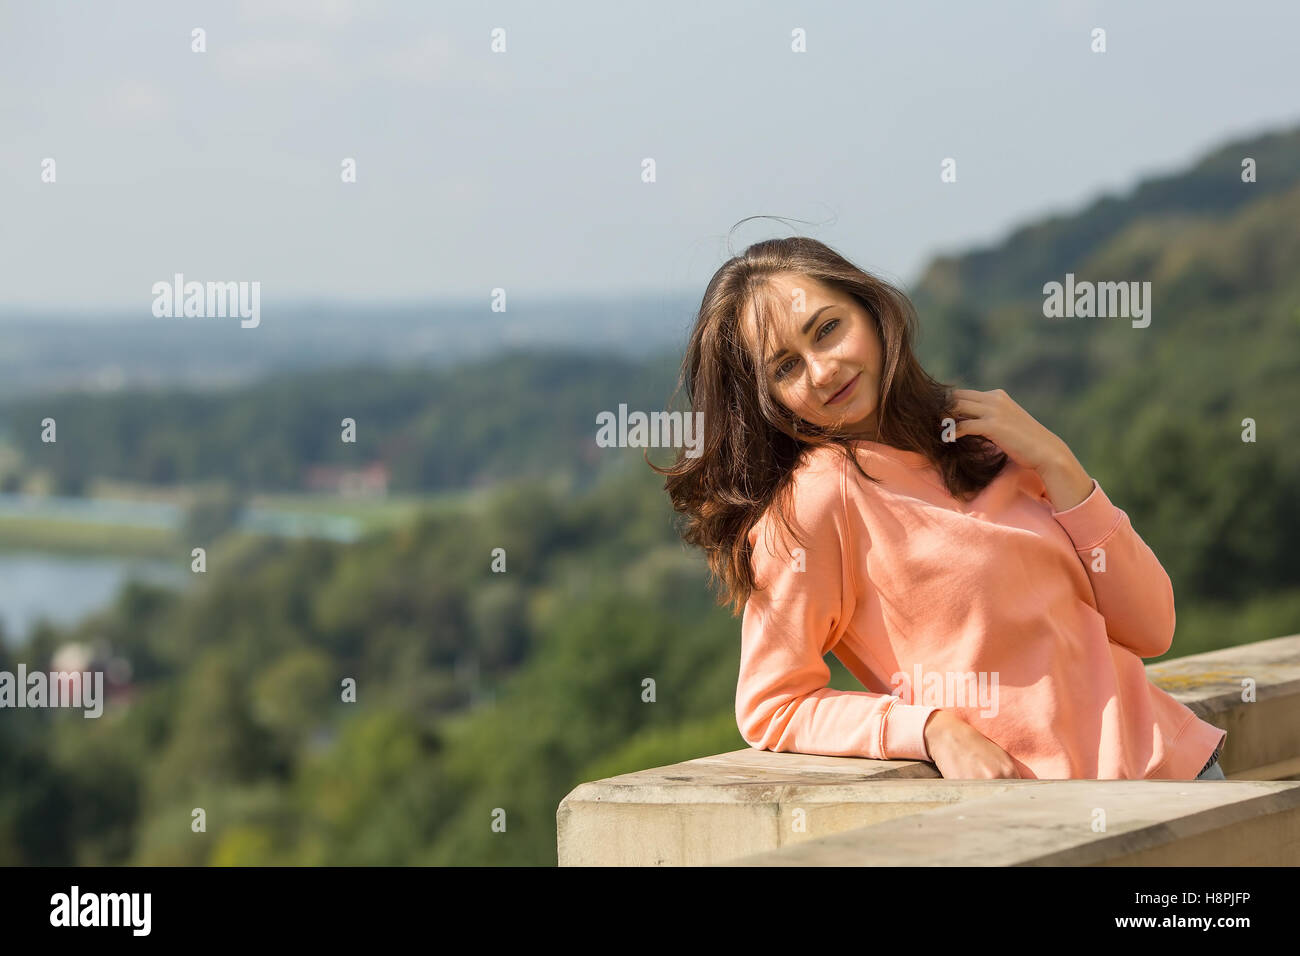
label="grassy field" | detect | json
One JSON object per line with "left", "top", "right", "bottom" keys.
{"left": 244, "top": 490, "right": 480, "bottom": 528}
{"left": 0, "top": 483, "right": 489, "bottom": 558}
{"left": 0, "top": 516, "right": 176, "bottom": 558}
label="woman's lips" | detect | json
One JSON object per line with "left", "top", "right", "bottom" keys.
{"left": 825, "top": 372, "right": 860, "bottom": 405}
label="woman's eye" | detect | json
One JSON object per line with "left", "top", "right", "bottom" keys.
{"left": 773, "top": 319, "right": 839, "bottom": 381}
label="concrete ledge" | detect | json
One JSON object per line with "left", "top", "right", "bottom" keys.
{"left": 724, "top": 780, "right": 1300, "bottom": 866}
{"left": 559, "top": 750, "right": 956, "bottom": 867}
{"left": 557, "top": 633, "right": 1300, "bottom": 866}
{"left": 1146, "top": 633, "right": 1300, "bottom": 781}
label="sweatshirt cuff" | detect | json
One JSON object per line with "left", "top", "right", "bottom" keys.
{"left": 882, "top": 699, "right": 938, "bottom": 761}
{"left": 1050, "top": 478, "right": 1123, "bottom": 551}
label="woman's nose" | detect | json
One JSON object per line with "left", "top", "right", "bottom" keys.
{"left": 807, "top": 357, "right": 836, "bottom": 387}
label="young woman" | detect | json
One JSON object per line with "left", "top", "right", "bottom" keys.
{"left": 653, "top": 236, "right": 1227, "bottom": 780}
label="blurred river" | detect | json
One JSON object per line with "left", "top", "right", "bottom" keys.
{"left": 0, "top": 491, "right": 362, "bottom": 647}
{"left": 0, "top": 549, "right": 190, "bottom": 647}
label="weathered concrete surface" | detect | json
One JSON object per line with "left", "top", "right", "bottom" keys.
{"left": 723, "top": 780, "right": 1300, "bottom": 866}
{"left": 1147, "top": 633, "right": 1300, "bottom": 780}
{"left": 558, "top": 751, "right": 1016, "bottom": 867}
{"left": 557, "top": 633, "right": 1300, "bottom": 866}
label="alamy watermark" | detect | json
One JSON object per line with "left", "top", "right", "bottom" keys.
{"left": 1042, "top": 272, "right": 1151, "bottom": 328}
{"left": 152, "top": 273, "right": 260, "bottom": 328}
{"left": 0, "top": 665, "right": 103, "bottom": 717}
{"left": 595, "top": 404, "right": 705, "bottom": 458}
{"left": 50, "top": 886, "right": 150, "bottom": 936}
{"left": 890, "top": 664, "right": 999, "bottom": 717}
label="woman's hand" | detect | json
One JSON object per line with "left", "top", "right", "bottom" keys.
{"left": 923, "top": 710, "right": 1022, "bottom": 779}
{"left": 948, "top": 387, "right": 1094, "bottom": 512}
{"left": 948, "top": 387, "right": 1064, "bottom": 471}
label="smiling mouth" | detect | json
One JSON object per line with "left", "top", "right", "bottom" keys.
{"left": 825, "top": 373, "right": 860, "bottom": 405}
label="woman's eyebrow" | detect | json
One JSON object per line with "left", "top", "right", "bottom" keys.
{"left": 767, "top": 305, "right": 836, "bottom": 366}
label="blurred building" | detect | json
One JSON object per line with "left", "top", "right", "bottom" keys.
{"left": 302, "top": 462, "right": 390, "bottom": 498}
{"left": 50, "top": 639, "right": 136, "bottom": 710}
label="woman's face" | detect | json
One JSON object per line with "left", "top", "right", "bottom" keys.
{"left": 740, "top": 272, "right": 884, "bottom": 437}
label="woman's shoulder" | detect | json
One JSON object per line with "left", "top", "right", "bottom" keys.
{"left": 749, "top": 445, "right": 849, "bottom": 544}
{"left": 795, "top": 440, "right": 855, "bottom": 476}
{"left": 792, "top": 443, "right": 854, "bottom": 497}
{"left": 776, "top": 445, "right": 853, "bottom": 530}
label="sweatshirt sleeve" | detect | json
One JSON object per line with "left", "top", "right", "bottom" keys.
{"left": 736, "top": 461, "right": 938, "bottom": 761}
{"left": 1048, "top": 477, "right": 1176, "bottom": 659}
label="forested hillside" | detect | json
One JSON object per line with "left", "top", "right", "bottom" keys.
{"left": 0, "top": 348, "right": 681, "bottom": 495}
{"left": 908, "top": 125, "right": 1300, "bottom": 604}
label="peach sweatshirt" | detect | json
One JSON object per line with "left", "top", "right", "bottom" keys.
{"left": 736, "top": 440, "right": 1227, "bottom": 779}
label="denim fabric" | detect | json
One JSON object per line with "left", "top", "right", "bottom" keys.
{"left": 1196, "top": 759, "right": 1225, "bottom": 780}
{"left": 1193, "top": 736, "right": 1227, "bottom": 780}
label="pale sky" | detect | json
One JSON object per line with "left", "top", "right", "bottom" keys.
{"left": 1, "top": 0, "right": 1297, "bottom": 313}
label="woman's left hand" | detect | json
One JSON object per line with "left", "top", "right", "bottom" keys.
{"left": 949, "top": 387, "right": 1093, "bottom": 510}
{"left": 948, "top": 388, "right": 1065, "bottom": 470}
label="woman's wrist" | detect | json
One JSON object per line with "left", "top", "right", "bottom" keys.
{"left": 922, "top": 709, "right": 952, "bottom": 754}
{"left": 1037, "top": 444, "right": 1094, "bottom": 512}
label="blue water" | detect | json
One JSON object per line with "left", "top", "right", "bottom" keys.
{"left": 0, "top": 492, "right": 363, "bottom": 647}
{"left": 0, "top": 550, "right": 192, "bottom": 647}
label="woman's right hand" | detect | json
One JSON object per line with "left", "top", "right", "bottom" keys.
{"left": 922, "top": 710, "right": 1022, "bottom": 779}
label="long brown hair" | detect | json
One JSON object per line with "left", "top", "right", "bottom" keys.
{"left": 648, "top": 235, "right": 1007, "bottom": 616}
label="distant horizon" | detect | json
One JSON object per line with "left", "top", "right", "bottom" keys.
{"left": 0, "top": 287, "right": 694, "bottom": 319}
